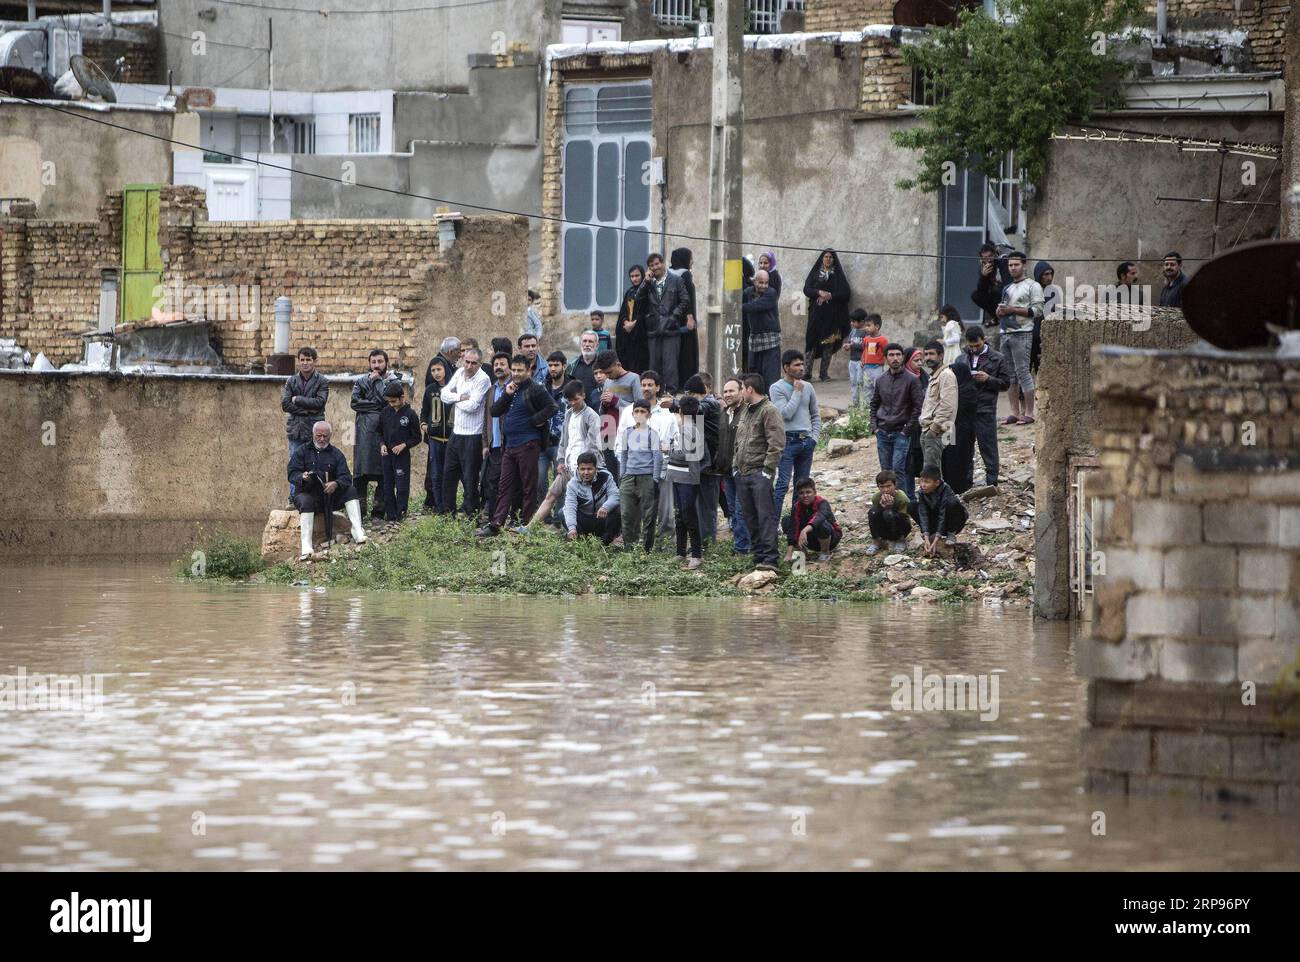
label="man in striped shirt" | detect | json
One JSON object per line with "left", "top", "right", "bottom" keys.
{"left": 439, "top": 347, "right": 492, "bottom": 517}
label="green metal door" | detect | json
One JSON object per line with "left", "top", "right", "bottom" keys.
{"left": 121, "top": 184, "right": 162, "bottom": 324}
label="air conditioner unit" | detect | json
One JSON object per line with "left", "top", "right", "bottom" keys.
{"left": 48, "top": 28, "right": 83, "bottom": 79}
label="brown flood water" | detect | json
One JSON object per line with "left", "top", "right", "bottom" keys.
{"left": 2, "top": 562, "right": 1298, "bottom": 871}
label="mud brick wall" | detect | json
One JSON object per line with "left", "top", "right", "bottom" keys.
{"left": 860, "top": 32, "right": 912, "bottom": 112}
{"left": 1080, "top": 345, "right": 1300, "bottom": 813}
{"left": 0, "top": 187, "right": 529, "bottom": 374}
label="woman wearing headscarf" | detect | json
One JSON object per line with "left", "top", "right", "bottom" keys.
{"left": 670, "top": 247, "right": 699, "bottom": 387}
{"left": 616, "top": 264, "right": 651, "bottom": 376}
{"left": 942, "top": 359, "right": 979, "bottom": 494}
{"left": 802, "top": 248, "right": 852, "bottom": 382}
{"left": 903, "top": 346, "right": 926, "bottom": 489}
{"left": 758, "top": 250, "right": 782, "bottom": 297}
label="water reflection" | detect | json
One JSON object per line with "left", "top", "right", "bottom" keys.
{"left": 0, "top": 563, "right": 1297, "bottom": 871}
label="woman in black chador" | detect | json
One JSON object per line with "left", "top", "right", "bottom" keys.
{"left": 802, "top": 248, "right": 852, "bottom": 382}
{"left": 670, "top": 247, "right": 699, "bottom": 386}
{"left": 616, "top": 263, "right": 651, "bottom": 376}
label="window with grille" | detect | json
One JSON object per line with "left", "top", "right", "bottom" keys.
{"left": 561, "top": 81, "right": 653, "bottom": 314}
{"left": 652, "top": 0, "right": 698, "bottom": 27}
{"left": 348, "top": 113, "right": 381, "bottom": 153}
{"left": 291, "top": 119, "right": 316, "bottom": 154}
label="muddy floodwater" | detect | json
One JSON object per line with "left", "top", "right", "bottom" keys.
{"left": 2, "top": 563, "right": 1298, "bottom": 871}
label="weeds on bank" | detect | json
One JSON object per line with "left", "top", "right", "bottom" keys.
{"left": 177, "top": 526, "right": 264, "bottom": 580}
{"left": 262, "top": 514, "right": 881, "bottom": 602}
{"left": 817, "top": 407, "right": 873, "bottom": 450}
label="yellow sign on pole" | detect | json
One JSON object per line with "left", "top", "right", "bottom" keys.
{"left": 724, "top": 258, "right": 744, "bottom": 292}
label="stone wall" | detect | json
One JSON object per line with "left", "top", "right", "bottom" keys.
{"left": 1034, "top": 307, "right": 1200, "bottom": 619}
{"left": 0, "top": 370, "right": 426, "bottom": 558}
{"left": 1283, "top": 20, "right": 1300, "bottom": 240}
{"left": 1080, "top": 345, "right": 1300, "bottom": 812}
{"left": 0, "top": 187, "right": 531, "bottom": 374}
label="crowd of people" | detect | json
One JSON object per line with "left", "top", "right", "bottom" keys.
{"left": 278, "top": 243, "right": 1192, "bottom": 568}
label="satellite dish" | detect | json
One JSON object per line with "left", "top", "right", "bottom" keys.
{"left": 0, "top": 66, "right": 53, "bottom": 99}
{"left": 1180, "top": 240, "right": 1300, "bottom": 350}
{"left": 69, "top": 55, "right": 116, "bottom": 103}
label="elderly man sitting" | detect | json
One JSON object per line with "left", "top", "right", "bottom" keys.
{"left": 288, "top": 420, "right": 368, "bottom": 560}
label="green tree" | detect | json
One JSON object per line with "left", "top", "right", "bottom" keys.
{"left": 892, "top": 0, "right": 1141, "bottom": 191}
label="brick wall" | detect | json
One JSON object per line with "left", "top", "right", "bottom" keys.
{"left": 860, "top": 33, "right": 913, "bottom": 112}
{"left": 1080, "top": 345, "right": 1300, "bottom": 812}
{"left": 82, "top": 33, "right": 162, "bottom": 85}
{"left": 804, "top": 0, "right": 895, "bottom": 31}
{"left": 1146, "top": 0, "right": 1293, "bottom": 71}
{"left": 0, "top": 187, "right": 530, "bottom": 372}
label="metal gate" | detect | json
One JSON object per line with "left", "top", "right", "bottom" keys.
{"left": 939, "top": 166, "right": 987, "bottom": 320}
{"left": 120, "top": 184, "right": 162, "bottom": 324}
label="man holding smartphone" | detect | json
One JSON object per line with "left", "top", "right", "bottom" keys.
{"left": 963, "top": 324, "right": 1010, "bottom": 489}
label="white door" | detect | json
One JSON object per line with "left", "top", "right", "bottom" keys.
{"left": 204, "top": 165, "right": 257, "bottom": 220}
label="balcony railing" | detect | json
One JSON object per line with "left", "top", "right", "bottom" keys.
{"left": 651, "top": 0, "right": 802, "bottom": 34}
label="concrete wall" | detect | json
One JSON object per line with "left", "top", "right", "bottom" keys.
{"left": 157, "top": 0, "right": 681, "bottom": 93}
{"left": 1080, "top": 345, "right": 1300, "bottom": 811}
{"left": 1034, "top": 307, "right": 1199, "bottom": 619}
{"left": 542, "top": 41, "right": 939, "bottom": 370}
{"left": 1029, "top": 112, "right": 1284, "bottom": 286}
{"left": 0, "top": 370, "right": 424, "bottom": 558}
{"left": 0, "top": 101, "right": 174, "bottom": 221}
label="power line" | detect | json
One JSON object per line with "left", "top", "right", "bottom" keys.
{"left": 0, "top": 88, "right": 1230, "bottom": 265}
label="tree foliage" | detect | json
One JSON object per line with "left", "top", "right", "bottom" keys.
{"left": 892, "top": 0, "right": 1142, "bottom": 191}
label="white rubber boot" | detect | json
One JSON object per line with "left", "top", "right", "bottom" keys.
{"left": 345, "top": 499, "right": 367, "bottom": 544}
{"left": 299, "top": 513, "right": 315, "bottom": 560}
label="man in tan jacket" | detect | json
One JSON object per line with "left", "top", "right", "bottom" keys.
{"left": 919, "top": 339, "right": 958, "bottom": 473}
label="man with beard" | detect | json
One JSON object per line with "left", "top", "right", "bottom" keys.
{"left": 479, "top": 354, "right": 560, "bottom": 536}
{"left": 1159, "top": 251, "right": 1188, "bottom": 307}
{"left": 742, "top": 269, "right": 782, "bottom": 393}
{"left": 566, "top": 330, "right": 600, "bottom": 395}
{"left": 281, "top": 346, "right": 329, "bottom": 504}
{"left": 289, "top": 420, "right": 368, "bottom": 561}
{"left": 918, "top": 340, "right": 958, "bottom": 473}
{"left": 351, "top": 348, "right": 401, "bottom": 520}
{"left": 479, "top": 351, "right": 513, "bottom": 523}
{"left": 439, "top": 347, "right": 492, "bottom": 516}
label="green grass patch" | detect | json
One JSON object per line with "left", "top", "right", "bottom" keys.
{"left": 178, "top": 525, "right": 264, "bottom": 580}
{"left": 817, "top": 406, "right": 872, "bottom": 450}
{"left": 256, "top": 514, "right": 881, "bottom": 603}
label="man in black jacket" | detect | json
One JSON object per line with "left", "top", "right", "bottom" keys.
{"left": 479, "top": 354, "right": 561, "bottom": 536}
{"left": 643, "top": 252, "right": 689, "bottom": 393}
{"left": 869, "top": 343, "right": 925, "bottom": 500}
{"left": 288, "top": 420, "right": 368, "bottom": 560}
{"left": 963, "top": 324, "right": 1010, "bottom": 488}
{"left": 971, "top": 243, "right": 1012, "bottom": 329}
{"left": 281, "top": 346, "right": 329, "bottom": 504}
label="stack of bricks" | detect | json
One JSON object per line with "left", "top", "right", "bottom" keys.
{"left": 860, "top": 33, "right": 913, "bottom": 112}
{"left": 1145, "top": 0, "right": 1293, "bottom": 72}
{"left": 803, "top": 0, "right": 896, "bottom": 32}
{"left": 1082, "top": 344, "right": 1300, "bottom": 812}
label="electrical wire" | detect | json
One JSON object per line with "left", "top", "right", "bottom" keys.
{"left": 0, "top": 87, "right": 1240, "bottom": 265}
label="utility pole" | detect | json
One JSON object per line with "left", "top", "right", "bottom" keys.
{"left": 705, "top": 0, "right": 744, "bottom": 381}
{"left": 267, "top": 18, "right": 275, "bottom": 152}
